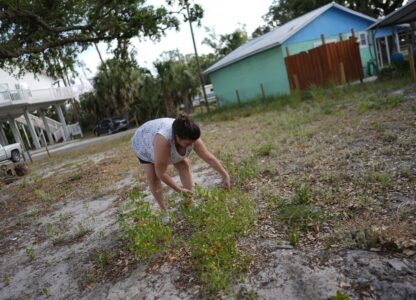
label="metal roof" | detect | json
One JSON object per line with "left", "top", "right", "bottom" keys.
{"left": 204, "top": 2, "right": 376, "bottom": 74}
{"left": 368, "top": 0, "right": 416, "bottom": 30}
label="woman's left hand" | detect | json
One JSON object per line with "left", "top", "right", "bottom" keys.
{"left": 222, "top": 174, "right": 231, "bottom": 189}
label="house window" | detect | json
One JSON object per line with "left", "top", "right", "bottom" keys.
{"left": 359, "top": 32, "right": 368, "bottom": 47}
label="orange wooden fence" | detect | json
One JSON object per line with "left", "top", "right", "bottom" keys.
{"left": 284, "top": 37, "right": 364, "bottom": 91}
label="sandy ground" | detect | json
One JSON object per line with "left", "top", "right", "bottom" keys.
{"left": 1, "top": 86, "right": 416, "bottom": 299}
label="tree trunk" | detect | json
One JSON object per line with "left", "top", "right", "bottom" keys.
{"left": 164, "top": 90, "right": 176, "bottom": 117}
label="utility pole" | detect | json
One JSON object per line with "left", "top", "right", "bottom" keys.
{"left": 185, "top": 0, "right": 210, "bottom": 112}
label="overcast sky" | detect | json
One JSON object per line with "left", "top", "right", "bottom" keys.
{"left": 77, "top": 0, "right": 273, "bottom": 83}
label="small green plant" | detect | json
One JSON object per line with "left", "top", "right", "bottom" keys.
{"left": 399, "top": 166, "right": 413, "bottom": 179}
{"left": 288, "top": 229, "right": 300, "bottom": 247}
{"left": 34, "top": 189, "right": 51, "bottom": 202}
{"left": 74, "top": 223, "right": 91, "bottom": 239}
{"left": 40, "top": 288, "right": 50, "bottom": 298}
{"left": 119, "top": 198, "right": 172, "bottom": 258}
{"left": 94, "top": 251, "right": 113, "bottom": 269}
{"left": 292, "top": 184, "right": 312, "bottom": 205}
{"left": 69, "top": 172, "right": 82, "bottom": 181}
{"left": 182, "top": 186, "right": 256, "bottom": 294}
{"left": 119, "top": 185, "right": 256, "bottom": 295}
{"left": 255, "top": 142, "right": 273, "bottom": 157}
{"left": 382, "top": 132, "right": 398, "bottom": 143}
{"left": 329, "top": 290, "right": 350, "bottom": 300}
{"left": 3, "top": 275, "right": 10, "bottom": 286}
{"left": 221, "top": 154, "right": 258, "bottom": 187}
{"left": 26, "top": 247, "right": 35, "bottom": 262}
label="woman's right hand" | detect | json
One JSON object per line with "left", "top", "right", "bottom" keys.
{"left": 179, "top": 187, "right": 193, "bottom": 197}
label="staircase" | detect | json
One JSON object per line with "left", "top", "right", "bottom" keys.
{"left": 15, "top": 114, "right": 82, "bottom": 142}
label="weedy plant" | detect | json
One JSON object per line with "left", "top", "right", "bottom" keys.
{"left": 330, "top": 290, "right": 350, "bottom": 300}
{"left": 221, "top": 154, "right": 259, "bottom": 187}
{"left": 267, "top": 184, "right": 323, "bottom": 246}
{"left": 26, "top": 247, "right": 35, "bottom": 262}
{"left": 255, "top": 142, "right": 273, "bottom": 157}
{"left": 182, "top": 186, "right": 256, "bottom": 293}
{"left": 118, "top": 195, "right": 172, "bottom": 258}
{"left": 119, "top": 182, "right": 256, "bottom": 295}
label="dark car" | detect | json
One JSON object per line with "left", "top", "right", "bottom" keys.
{"left": 93, "top": 117, "right": 129, "bottom": 136}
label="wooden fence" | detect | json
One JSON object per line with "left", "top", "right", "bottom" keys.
{"left": 284, "top": 37, "right": 364, "bottom": 91}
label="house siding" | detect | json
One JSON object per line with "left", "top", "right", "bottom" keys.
{"left": 208, "top": 6, "right": 398, "bottom": 106}
{"left": 210, "top": 47, "right": 289, "bottom": 106}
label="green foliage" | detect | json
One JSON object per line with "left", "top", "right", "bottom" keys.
{"left": 255, "top": 142, "right": 273, "bottom": 156}
{"left": 267, "top": 185, "right": 322, "bottom": 233}
{"left": 118, "top": 198, "right": 172, "bottom": 258}
{"left": 359, "top": 94, "right": 403, "bottom": 114}
{"left": 203, "top": 26, "right": 249, "bottom": 57}
{"left": 330, "top": 291, "right": 350, "bottom": 300}
{"left": 26, "top": 247, "right": 35, "bottom": 262}
{"left": 288, "top": 229, "right": 300, "bottom": 247}
{"left": 182, "top": 186, "right": 256, "bottom": 294}
{"left": 0, "top": 0, "right": 204, "bottom": 78}
{"left": 221, "top": 154, "right": 259, "bottom": 187}
{"left": 119, "top": 185, "right": 256, "bottom": 295}
{"left": 377, "top": 62, "right": 410, "bottom": 81}
{"left": 3, "top": 275, "right": 10, "bottom": 286}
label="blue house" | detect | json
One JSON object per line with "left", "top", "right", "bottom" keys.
{"left": 204, "top": 2, "right": 402, "bottom": 106}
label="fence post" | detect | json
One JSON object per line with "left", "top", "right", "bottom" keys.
{"left": 293, "top": 74, "right": 300, "bottom": 91}
{"left": 235, "top": 89, "right": 241, "bottom": 106}
{"left": 339, "top": 62, "right": 347, "bottom": 85}
{"left": 339, "top": 33, "right": 343, "bottom": 41}
{"left": 351, "top": 28, "right": 356, "bottom": 39}
{"left": 260, "top": 83, "right": 266, "bottom": 99}
{"left": 320, "top": 34, "right": 326, "bottom": 45}
{"left": 285, "top": 47, "right": 290, "bottom": 57}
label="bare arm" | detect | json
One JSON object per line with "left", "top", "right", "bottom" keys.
{"left": 194, "top": 139, "right": 231, "bottom": 188}
{"left": 154, "top": 134, "right": 190, "bottom": 193}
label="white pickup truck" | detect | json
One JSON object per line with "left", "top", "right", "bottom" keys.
{"left": 0, "top": 143, "right": 23, "bottom": 163}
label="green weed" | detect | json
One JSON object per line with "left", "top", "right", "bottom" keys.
{"left": 221, "top": 154, "right": 258, "bottom": 187}
{"left": 288, "top": 229, "right": 300, "bottom": 247}
{"left": 382, "top": 132, "right": 398, "bottom": 143}
{"left": 40, "top": 288, "right": 49, "bottom": 298}
{"left": 119, "top": 185, "right": 256, "bottom": 295}
{"left": 34, "top": 189, "right": 51, "bottom": 202}
{"left": 118, "top": 199, "right": 172, "bottom": 258}
{"left": 93, "top": 250, "right": 114, "bottom": 269}
{"left": 182, "top": 186, "right": 256, "bottom": 294}
{"left": 330, "top": 290, "right": 350, "bottom": 300}
{"left": 3, "top": 275, "right": 10, "bottom": 286}
{"left": 255, "top": 142, "right": 273, "bottom": 157}
{"left": 267, "top": 185, "right": 322, "bottom": 233}
{"left": 26, "top": 247, "right": 35, "bottom": 262}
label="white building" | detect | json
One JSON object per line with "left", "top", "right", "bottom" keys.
{"left": 0, "top": 69, "right": 81, "bottom": 150}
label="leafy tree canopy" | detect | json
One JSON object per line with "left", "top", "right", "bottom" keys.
{"left": 0, "top": 0, "right": 203, "bottom": 78}
{"left": 203, "top": 26, "right": 248, "bottom": 57}
{"left": 252, "top": 0, "right": 405, "bottom": 37}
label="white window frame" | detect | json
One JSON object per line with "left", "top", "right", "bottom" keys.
{"left": 358, "top": 32, "right": 368, "bottom": 48}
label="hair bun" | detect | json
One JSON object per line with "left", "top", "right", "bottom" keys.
{"left": 179, "top": 113, "right": 189, "bottom": 123}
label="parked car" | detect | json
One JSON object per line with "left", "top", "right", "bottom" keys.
{"left": 0, "top": 143, "right": 23, "bottom": 163}
{"left": 93, "top": 117, "right": 129, "bottom": 136}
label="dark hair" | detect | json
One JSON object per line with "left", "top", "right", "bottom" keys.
{"left": 172, "top": 113, "right": 201, "bottom": 140}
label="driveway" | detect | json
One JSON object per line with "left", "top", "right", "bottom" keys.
{"left": 28, "top": 128, "right": 136, "bottom": 161}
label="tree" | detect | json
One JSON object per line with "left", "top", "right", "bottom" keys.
{"left": 0, "top": 0, "right": 203, "bottom": 78}
{"left": 78, "top": 41, "right": 143, "bottom": 130}
{"left": 254, "top": 0, "right": 406, "bottom": 36}
{"left": 203, "top": 26, "right": 249, "bottom": 57}
{"left": 130, "top": 69, "right": 166, "bottom": 125}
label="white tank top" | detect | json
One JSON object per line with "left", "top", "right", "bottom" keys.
{"left": 131, "top": 118, "right": 193, "bottom": 164}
